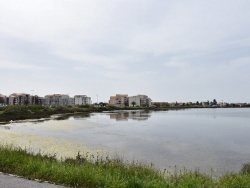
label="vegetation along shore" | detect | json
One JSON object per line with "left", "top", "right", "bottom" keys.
{"left": 1, "top": 104, "right": 248, "bottom": 123}
{"left": 0, "top": 105, "right": 194, "bottom": 122}
{"left": 0, "top": 145, "right": 249, "bottom": 188}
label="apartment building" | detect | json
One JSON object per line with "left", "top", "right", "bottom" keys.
{"left": 0, "top": 94, "right": 7, "bottom": 106}
{"left": 30, "top": 95, "right": 45, "bottom": 105}
{"left": 8, "top": 93, "right": 31, "bottom": 105}
{"left": 128, "top": 95, "right": 152, "bottom": 107}
{"left": 37, "top": 97, "right": 45, "bottom": 106}
{"left": 109, "top": 94, "right": 129, "bottom": 107}
{"left": 74, "top": 95, "right": 92, "bottom": 105}
{"left": 70, "top": 98, "right": 75, "bottom": 106}
{"left": 44, "top": 94, "right": 70, "bottom": 107}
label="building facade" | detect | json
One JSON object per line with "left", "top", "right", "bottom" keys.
{"left": 109, "top": 94, "right": 129, "bottom": 107}
{"left": 74, "top": 95, "right": 92, "bottom": 105}
{"left": 44, "top": 94, "right": 71, "bottom": 107}
{"left": 8, "top": 93, "right": 31, "bottom": 105}
{"left": 30, "top": 95, "right": 44, "bottom": 105}
{"left": 0, "top": 94, "right": 7, "bottom": 106}
{"left": 128, "top": 95, "right": 152, "bottom": 107}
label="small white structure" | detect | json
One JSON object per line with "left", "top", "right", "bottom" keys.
{"left": 74, "top": 95, "right": 92, "bottom": 105}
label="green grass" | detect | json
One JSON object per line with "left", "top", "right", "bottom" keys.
{"left": 0, "top": 145, "right": 167, "bottom": 187}
{"left": 0, "top": 145, "right": 249, "bottom": 187}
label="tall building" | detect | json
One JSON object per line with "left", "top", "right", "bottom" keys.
{"left": 109, "top": 94, "right": 129, "bottom": 107}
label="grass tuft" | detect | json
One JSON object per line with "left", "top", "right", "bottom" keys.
{"left": 241, "top": 163, "right": 250, "bottom": 174}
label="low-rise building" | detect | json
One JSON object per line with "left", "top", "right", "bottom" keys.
{"left": 44, "top": 94, "right": 70, "bottom": 107}
{"left": 0, "top": 94, "right": 7, "bottom": 106}
{"left": 74, "top": 95, "right": 92, "bottom": 105}
{"left": 38, "top": 97, "right": 45, "bottom": 106}
{"left": 70, "top": 98, "right": 75, "bottom": 106}
{"left": 30, "top": 95, "right": 44, "bottom": 105}
{"left": 109, "top": 94, "right": 129, "bottom": 107}
{"left": 8, "top": 93, "right": 31, "bottom": 105}
{"left": 128, "top": 95, "right": 152, "bottom": 107}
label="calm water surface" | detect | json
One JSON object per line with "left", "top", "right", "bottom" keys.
{"left": 1, "top": 108, "right": 250, "bottom": 175}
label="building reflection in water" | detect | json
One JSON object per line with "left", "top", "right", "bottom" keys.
{"left": 0, "top": 125, "right": 10, "bottom": 130}
{"left": 109, "top": 110, "right": 151, "bottom": 121}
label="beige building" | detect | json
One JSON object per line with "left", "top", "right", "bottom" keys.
{"left": 109, "top": 94, "right": 129, "bottom": 107}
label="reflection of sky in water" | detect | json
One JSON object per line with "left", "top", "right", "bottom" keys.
{"left": 0, "top": 108, "right": 250, "bottom": 176}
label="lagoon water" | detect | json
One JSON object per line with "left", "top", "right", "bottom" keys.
{"left": 1, "top": 108, "right": 250, "bottom": 176}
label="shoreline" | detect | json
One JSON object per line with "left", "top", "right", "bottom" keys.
{"left": 1, "top": 105, "right": 250, "bottom": 123}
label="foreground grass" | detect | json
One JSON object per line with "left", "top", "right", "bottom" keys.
{"left": 0, "top": 145, "right": 167, "bottom": 187}
{"left": 0, "top": 146, "right": 249, "bottom": 187}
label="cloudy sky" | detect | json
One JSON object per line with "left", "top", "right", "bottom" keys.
{"left": 0, "top": 0, "right": 250, "bottom": 103}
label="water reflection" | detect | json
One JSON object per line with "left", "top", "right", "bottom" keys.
{"left": 0, "top": 125, "right": 10, "bottom": 130}
{"left": 55, "top": 113, "right": 91, "bottom": 120}
{"left": 73, "top": 113, "right": 91, "bottom": 119}
{"left": 109, "top": 110, "right": 152, "bottom": 121}
{"left": 31, "top": 119, "right": 50, "bottom": 124}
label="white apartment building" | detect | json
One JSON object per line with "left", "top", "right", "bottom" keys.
{"left": 44, "top": 94, "right": 70, "bottom": 107}
{"left": 74, "top": 95, "right": 92, "bottom": 105}
{"left": 109, "top": 94, "right": 129, "bottom": 107}
{"left": 128, "top": 95, "right": 152, "bottom": 107}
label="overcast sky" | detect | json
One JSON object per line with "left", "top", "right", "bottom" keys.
{"left": 1, "top": 0, "right": 250, "bottom": 103}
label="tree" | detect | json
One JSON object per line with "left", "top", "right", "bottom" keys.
{"left": 24, "top": 99, "right": 30, "bottom": 106}
{"left": 213, "top": 99, "right": 217, "bottom": 105}
{"left": 98, "top": 102, "right": 108, "bottom": 107}
{"left": 131, "top": 101, "right": 136, "bottom": 107}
